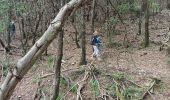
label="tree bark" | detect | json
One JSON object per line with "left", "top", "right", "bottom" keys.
{"left": 144, "top": 0, "right": 149, "bottom": 47}
{"left": 90, "top": 0, "right": 96, "bottom": 33}
{"left": 71, "top": 15, "right": 80, "bottom": 48}
{"left": 0, "top": 0, "right": 91, "bottom": 99}
{"left": 51, "top": 30, "right": 63, "bottom": 100}
{"left": 79, "top": 6, "right": 87, "bottom": 65}
{"left": 7, "top": 29, "right": 11, "bottom": 52}
{"left": 138, "top": 9, "right": 142, "bottom": 35}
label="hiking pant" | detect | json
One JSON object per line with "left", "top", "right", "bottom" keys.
{"left": 92, "top": 45, "right": 100, "bottom": 57}
{"left": 10, "top": 31, "right": 15, "bottom": 39}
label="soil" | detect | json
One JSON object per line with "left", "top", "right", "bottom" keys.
{"left": 1, "top": 9, "right": 170, "bottom": 100}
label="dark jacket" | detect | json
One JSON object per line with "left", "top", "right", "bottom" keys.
{"left": 91, "top": 35, "right": 101, "bottom": 46}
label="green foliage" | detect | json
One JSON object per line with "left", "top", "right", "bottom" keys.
{"left": 60, "top": 77, "right": 67, "bottom": 87}
{"left": 47, "top": 55, "right": 54, "bottom": 68}
{"left": 0, "top": 0, "right": 10, "bottom": 33}
{"left": 130, "top": 2, "right": 142, "bottom": 16}
{"left": 90, "top": 79, "right": 100, "bottom": 97}
{"left": 70, "top": 84, "right": 77, "bottom": 93}
{"left": 106, "top": 73, "right": 143, "bottom": 99}
{"left": 108, "top": 16, "right": 119, "bottom": 25}
{"left": 15, "top": 2, "right": 29, "bottom": 15}
{"left": 0, "top": 0, "right": 10, "bottom": 15}
{"left": 123, "top": 86, "right": 142, "bottom": 99}
{"left": 107, "top": 83, "right": 116, "bottom": 97}
{"left": 116, "top": 3, "right": 130, "bottom": 14}
{"left": 139, "top": 41, "right": 146, "bottom": 49}
{"left": 0, "top": 58, "right": 10, "bottom": 77}
{"left": 166, "top": 57, "right": 170, "bottom": 65}
{"left": 112, "top": 72, "right": 125, "bottom": 81}
{"left": 149, "top": 0, "right": 160, "bottom": 12}
{"left": 56, "top": 94, "right": 62, "bottom": 100}
{"left": 131, "top": 0, "right": 140, "bottom": 10}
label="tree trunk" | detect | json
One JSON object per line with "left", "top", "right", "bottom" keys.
{"left": 0, "top": 38, "right": 9, "bottom": 53}
{"left": 138, "top": 9, "right": 142, "bottom": 35}
{"left": 0, "top": 0, "right": 91, "bottom": 99}
{"left": 32, "top": 11, "right": 43, "bottom": 45}
{"left": 51, "top": 30, "right": 63, "bottom": 100}
{"left": 71, "top": 15, "right": 80, "bottom": 48}
{"left": 7, "top": 26, "right": 11, "bottom": 52}
{"left": 90, "top": 0, "right": 96, "bottom": 33}
{"left": 106, "top": 0, "right": 111, "bottom": 43}
{"left": 79, "top": 6, "right": 87, "bottom": 65}
{"left": 51, "top": 0, "right": 64, "bottom": 99}
{"left": 144, "top": 0, "right": 149, "bottom": 47}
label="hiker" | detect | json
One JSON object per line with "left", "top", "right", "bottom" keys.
{"left": 91, "top": 30, "right": 102, "bottom": 60}
{"left": 7, "top": 21, "right": 16, "bottom": 40}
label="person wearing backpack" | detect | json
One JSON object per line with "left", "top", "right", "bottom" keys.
{"left": 7, "top": 21, "right": 16, "bottom": 40}
{"left": 91, "top": 30, "right": 102, "bottom": 61}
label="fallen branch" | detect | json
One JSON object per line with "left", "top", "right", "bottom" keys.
{"left": 40, "top": 67, "right": 83, "bottom": 78}
{"left": 142, "top": 78, "right": 161, "bottom": 99}
{"left": 76, "top": 71, "right": 89, "bottom": 100}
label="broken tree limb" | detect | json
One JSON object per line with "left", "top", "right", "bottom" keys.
{"left": 142, "top": 78, "right": 161, "bottom": 99}
{"left": 0, "top": 0, "right": 92, "bottom": 100}
{"left": 76, "top": 71, "right": 89, "bottom": 100}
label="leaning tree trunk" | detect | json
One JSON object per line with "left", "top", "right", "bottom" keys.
{"left": 0, "top": 0, "right": 91, "bottom": 99}
{"left": 51, "top": 30, "right": 64, "bottom": 100}
{"left": 79, "top": 6, "right": 87, "bottom": 65}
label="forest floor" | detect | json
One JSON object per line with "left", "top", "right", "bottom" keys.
{"left": 1, "top": 9, "right": 170, "bottom": 100}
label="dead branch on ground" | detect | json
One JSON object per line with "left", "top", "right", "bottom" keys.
{"left": 142, "top": 78, "right": 161, "bottom": 99}
{"left": 76, "top": 71, "right": 90, "bottom": 100}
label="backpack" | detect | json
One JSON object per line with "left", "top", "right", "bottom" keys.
{"left": 90, "top": 35, "right": 98, "bottom": 45}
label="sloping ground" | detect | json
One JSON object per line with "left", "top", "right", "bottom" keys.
{"left": 1, "top": 9, "right": 170, "bottom": 100}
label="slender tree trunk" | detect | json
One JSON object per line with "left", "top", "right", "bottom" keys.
{"left": 79, "top": 6, "right": 87, "bottom": 65}
{"left": 51, "top": 30, "right": 63, "bottom": 100}
{"left": 71, "top": 15, "right": 80, "bottom": 48}
{"left": 138, "top": 9, "right": 142, "bottom": 35}
{"left": 90, "top": 0, "right": 96, "bottom": 33}
{"left": 106, "top": 0, "right": 111, "bottom": 43}
{"left": 144, "top": 0, "right": 149, "bottom": 47}
{"left": 51, "top": 0, "right": 64, "bottom": 99}
{"left": 7, "top": 31, "right": 11, "bottom": 51}
{"left": 0, "top": 0, "right": 91, "bottom": 99}
{"left": 32, "top": 11, "right": 43, "bottom": 45}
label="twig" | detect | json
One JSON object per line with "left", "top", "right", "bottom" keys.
{"left": 125, "top": 79, "right": 142, "bottom": 88}
{"left": 148, "top": 91, "right": 155, "bottom": 100}
{"left": 33, "top": 79, "right": 43, "bottom": 100}
{"left": 41, "top": 73, "right": 55, "bottom": 78}
{"left": 40, "top": 67, "right": 83, "bottom": 79}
